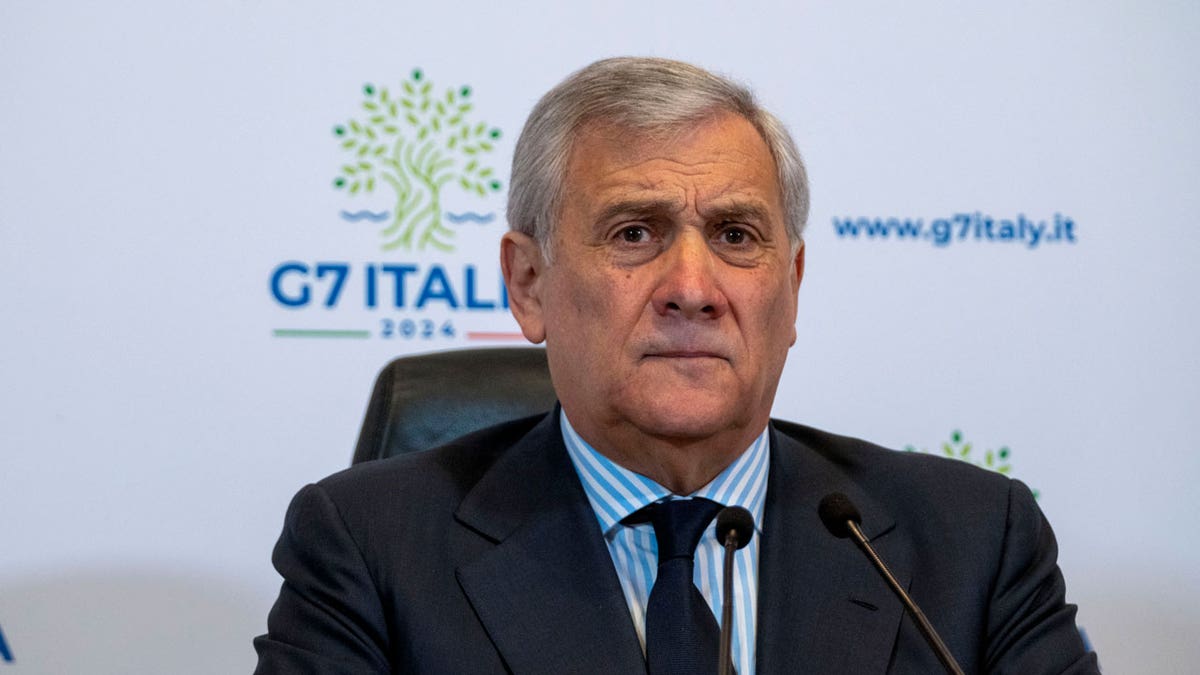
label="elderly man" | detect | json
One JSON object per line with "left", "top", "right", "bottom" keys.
{"left": 254, "top": 58, "right": 1097, "bottom": 674}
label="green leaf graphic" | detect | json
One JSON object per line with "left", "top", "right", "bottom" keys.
{"left": 332, "top": 69, "right": 503, "bottom": 252}
{"left": 908, "top": 430, "right": 1038, "bottom": 498}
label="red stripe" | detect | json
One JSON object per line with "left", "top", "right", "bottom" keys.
{"left": 466, "top": 331, "right": 527, "bottom": 341}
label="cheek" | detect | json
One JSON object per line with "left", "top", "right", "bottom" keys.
{"left": 756, "top": 280, "right": 800, "bottom": 341}
{"left": 545, "top": 273, "right": 627, "bottom": 350}
{"left": 568, "top": 268, "right": 643, "bottom": 320}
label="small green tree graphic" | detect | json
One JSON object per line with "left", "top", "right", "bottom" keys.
{"left": 333, "top": 69, "right": 502, "bottom": 252}
{"left": 906, "top": 429, "right": 1039, "bottom": 498}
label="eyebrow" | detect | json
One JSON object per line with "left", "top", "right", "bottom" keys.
{"left": 594, "top": 198, "right": 684, "bottom": 224}
{"left": 698, "top": 200, "right": 773, "bottom": 225}
{"left": 593, "top": 197, "right": 773, "bottom": 225}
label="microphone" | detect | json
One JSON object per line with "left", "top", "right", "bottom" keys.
{"left": 716, "top": 506, "right": 754, "bottom": 551}
{"left": 818, "top": 493, "right": 965, "bottom": 675}
{"left": 714, "top": 506, "right": 754, "bottom": 675}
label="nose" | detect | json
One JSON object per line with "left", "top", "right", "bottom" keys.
{"left": 650, "top": 231, "right": 729, "bottom": 320}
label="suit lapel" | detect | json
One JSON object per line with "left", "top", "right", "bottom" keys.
{"left": 453, "top": 412, "right": 646, "bottom": 675}
{"left": 756, "top": 425, "right": 912, "bottom": 675}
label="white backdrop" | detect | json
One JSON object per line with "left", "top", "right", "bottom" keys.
{"left": 2, "top": 1, "right": 1197, "bottom": 672}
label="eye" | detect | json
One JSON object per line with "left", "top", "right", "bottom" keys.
{"left": 711, "top": 222, "right": 768, "bottom": 266}
{"left": 617, "top": 225, "right": 650, "bottom": 243}
{"left": 718, "top": 226, "right": 750, "bottom": 245}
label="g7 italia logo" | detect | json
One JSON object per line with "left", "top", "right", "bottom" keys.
{"left": 333, "top": 69, "right": 503, "bottom": 252}
{"left": 268, "top": 69, "right": 515, "bottom": 342}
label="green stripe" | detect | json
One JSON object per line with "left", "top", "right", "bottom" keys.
{"left": 273, "top": 329, "right": 370, "bottom": 339}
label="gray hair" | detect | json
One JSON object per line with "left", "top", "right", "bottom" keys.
{"left": 506, "top": 56, "right": 809, "bottom": 259}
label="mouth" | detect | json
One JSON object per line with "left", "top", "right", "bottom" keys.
{"left": 643, "top": 350, "right": 728, "bottom": 361}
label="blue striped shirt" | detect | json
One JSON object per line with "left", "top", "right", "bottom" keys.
{"left": 561, "top": 411, "right": 768, "bottom": 675}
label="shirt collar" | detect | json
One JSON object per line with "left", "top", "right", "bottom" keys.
{"left": 561, "top": 410, "right": 770, "bottom": 538}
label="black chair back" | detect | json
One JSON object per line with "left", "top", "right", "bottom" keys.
{"left": 352, "top": 347, "right": 557, "bottom": 464}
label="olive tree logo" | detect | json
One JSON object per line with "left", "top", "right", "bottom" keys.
{"left": 906, "top": 429, "right": 1039, "bottom": 498}
{"left": 332, "top": 69, "right": 502, "bottom": 252}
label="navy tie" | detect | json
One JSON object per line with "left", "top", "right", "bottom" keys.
{"left": 627, "top": 498, "right": 728, "bottom": 675}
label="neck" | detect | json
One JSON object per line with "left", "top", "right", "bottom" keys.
{"left": 571, "top": 418, "right": 767, "bottom": 495}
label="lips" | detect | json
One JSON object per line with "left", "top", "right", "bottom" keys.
{"left": 646, "top": 351, "right": 725, "bottom": 359}
{"left": 641, "top": 343, "right": 731, "bottom": 362}
{"left": 639, "top": 332, "right": 733, "bottom": 362}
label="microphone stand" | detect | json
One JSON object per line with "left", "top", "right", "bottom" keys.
{"left": 718, "top": 532, "right": 739, "bottom": 675}
{"left": 844, "top": 519, "right": 965, "bottom": 675}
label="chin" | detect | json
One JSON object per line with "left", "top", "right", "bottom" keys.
{"left": 629, "top": 397, "right": 744, "bottom": 441}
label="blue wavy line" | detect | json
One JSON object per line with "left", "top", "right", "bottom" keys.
{"left": 340, "top": 210, "right": 390, "bottom": 223}
{"left": 445, "top": 211, "right": 496, "bottom": 224}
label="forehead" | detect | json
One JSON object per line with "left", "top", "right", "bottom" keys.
{"left": 562, "top": 112, "right": 783, "bottom": 214}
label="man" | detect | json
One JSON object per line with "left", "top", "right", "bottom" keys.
{"left": 255, "top": 57, "right": 1098, "bottom": 674}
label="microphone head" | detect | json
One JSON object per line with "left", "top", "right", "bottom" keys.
{"left": 715, "top": 506, "right": 755, "bottom": 550}
{"left": 818, "top": 492, "right": 863, "bottom": 539}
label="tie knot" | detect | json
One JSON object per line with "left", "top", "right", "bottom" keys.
{"left": 627, "top": 498, "right": 723, "bottom": 562}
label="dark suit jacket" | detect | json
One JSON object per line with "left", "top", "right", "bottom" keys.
{"left": 254, "top": 412, "right": 1098, "bottom": 674}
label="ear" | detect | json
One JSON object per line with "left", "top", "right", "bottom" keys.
{"left": 788, "top": 241, "right": 805, "bottom": 346}
{"left": 500, "top": 231, "right": 548, "bottom": 344}
{"left": 791, "top": 241, "right": 805, "bottom": 291}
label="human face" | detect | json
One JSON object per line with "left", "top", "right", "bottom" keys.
{"left": 505, "top": 112, "right": 803, "bottom": 449}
